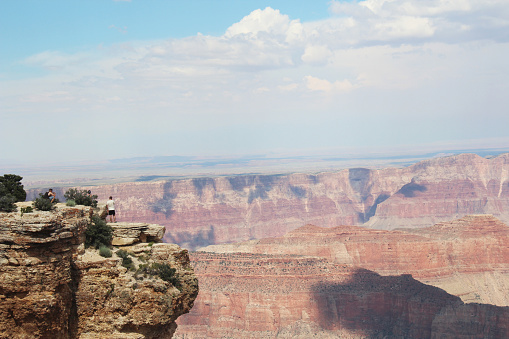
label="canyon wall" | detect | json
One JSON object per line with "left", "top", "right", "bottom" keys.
{"left": 0, "top": 204, "right": 198, "bottom": 339}
{"left": 27, "top": 154, "right": 509, "bottom": 249}
{"left": 174, "top": 215, "right": 509, "bottom": 338}
{"left": 26, "top": 153, "right": 509, "bottom": 249}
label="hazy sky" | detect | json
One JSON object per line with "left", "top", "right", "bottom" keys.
{"left": 1, "top": 0, "right": 509, "bottom": 165}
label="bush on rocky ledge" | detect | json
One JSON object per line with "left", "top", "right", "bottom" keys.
{"left": 64, "top": 188, "right": 98, "bottom": 207}
{"left": 85, "top": 215, "right": 113, "bottom": 249}
{"left": 33, "top": 193, "right": 59, "bottom": 211}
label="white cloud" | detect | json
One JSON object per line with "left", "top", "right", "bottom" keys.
{"left": 301, "top": 45, "right": 333, "bottom": 65}
{"left": 278, "top": 83, "right": 299, "bottom": 91}
{"left": 3, "top": 2, "right": 509, "bottom": 163}
{"left": 328, "top": 0, "right": 509, "bottom": 45}
{"left": 225, "top": 7, "right": 304, "bottom": 44}
{"left": 304, "top": 75, "right": 355, "bottom": 92}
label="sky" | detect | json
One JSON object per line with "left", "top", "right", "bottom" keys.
{"left": 1, "top": 0, "right": 509, "bottom": 166}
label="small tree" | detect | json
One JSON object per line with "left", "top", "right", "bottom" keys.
{"left": 85, "top": 215, "right": 113, "bottom": 249}
{"left": 0, "top": 174, "right": 26, "bottom": 202}
{"left": 64, "top": 188, "right": 98, "bottom": 207}
{"left": 0, "top": 174, "right": 26, "bottom": 212}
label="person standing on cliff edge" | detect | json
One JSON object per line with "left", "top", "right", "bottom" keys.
{"left": 106, "top": 196, "right": 116, "bottom": 223}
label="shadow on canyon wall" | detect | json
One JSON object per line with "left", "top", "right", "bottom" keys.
{"left": 150, "top": 181, "right": 176, "bottom": 217}
{"left": 396, "top": 181, "right": 427, "bottom": 198}
{"left": 164, "top": 226, "right": 216, "bottom": 251}
{"left": 311, "top": 268, "right": 509, "bottom": 338}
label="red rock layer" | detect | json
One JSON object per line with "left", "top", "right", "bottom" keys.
{"left": 203, "top": 215, "right": 509, "bottom": 305}
{"left": 204, "top": 215, "right": 509, "bottom": 276}
{"left": 26, "top": 153, "right": 509, "bottom": 249}
{"left": 174, "top": 252, "right": 509, "bottom": 338}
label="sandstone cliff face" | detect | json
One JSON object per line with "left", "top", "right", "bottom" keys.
{"left": 0, "top": 204, "right": 198, "bottom": 339}
{"left": 175, "top": 215, "right": 509, "bottom": 338}
{"left": 26, "top": 153, "right": 507, "bottom": 250}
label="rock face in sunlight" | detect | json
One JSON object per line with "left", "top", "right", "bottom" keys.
{"left": 174, "top": 215, "right": 509, "bottom": 338}
{"left": 39, "top": 153, "right": 509, "bottom": 250}
{"left": 0, "top": 204, "right": 198, "bottom": 339}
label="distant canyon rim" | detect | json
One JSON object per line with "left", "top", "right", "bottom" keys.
{"left": 26, "top": 152, "right": 509, "bottom": 250}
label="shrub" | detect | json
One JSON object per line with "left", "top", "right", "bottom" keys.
{"left": 99, "top": 245, "right": 112, "bottom": 258}
{"left": 85, "top": 215, "right": 113, "bottom": 249}
{"left": 0, "top": 194, "right": 17, "bottom": 213}
{"left": 64, "top": 188, "right": 98, "bottom": 207}
{"left": 21, "top": 206, "right": 33, "bottom": 214}
{"left": 116, "top": 249, "right": 135, "bottom": 271}
{"left": 66, "top": 199, "right": 76, "bottom": 207}
{"left": 20, "top": 206, "right": 33, "bottom": 216}
{"left": 136, "top": 262, "right": 180, "bottom": 288}
{"left": 33, "top": 193, "right": 57, "bottom": 211}
{"left": 152, "top": 263, "right": 180, "bottom": 287}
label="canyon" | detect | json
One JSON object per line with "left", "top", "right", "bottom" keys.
{"left": 174, "top": 215, "right": 509, "bottom": 338}
{"left": 28, "top": 153, "right": 509, "bottom": 250}
{"left": 0, "top": 203, "right": 198, "bottom": 339}
{"left": 11, "top": 152, "right": 509, "bottom": 337}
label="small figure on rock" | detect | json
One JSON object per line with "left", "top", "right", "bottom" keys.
{"left": 106, "top": 196, "right": 116, "bottom": 223}
{"left": 48, "top": 189, "right": 56, "bottom": 203}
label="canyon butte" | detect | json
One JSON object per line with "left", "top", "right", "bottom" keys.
{"left": 0, "top": 203, "right": 198, "bottom": 339}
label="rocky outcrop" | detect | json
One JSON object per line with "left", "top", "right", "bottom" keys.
{"left": 0, "top": 203, "right": 198, "bottom": 339}
{"left": 175, "top": 215, "right": 509, "bottom": 338}
{"left": 110, "top": 222, "right": 165, "bottom": 246}
{"left": 25, "top": 153, "right": 507, "bottom": 250}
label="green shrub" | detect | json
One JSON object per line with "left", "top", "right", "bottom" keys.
{"left": 0, "top": 194, "right": 17, "bottom": 212}
{"left": 20, "top": 206, "right": 33, "bottom": 216}
{"left": 66, "top": 199, "right": 76, "bottom": 207}
{"left": 64, "top": 188, "right": 98, "bottom": 207}
{"left": 99, "top": 245, "right": 112, "bottom": 258}
{"left": 85, "top": 215, "right": 113, "bottom": 249}
{"left": 116, "top": 249, "right": 135, "bottom": 271}
{"left": 33, "top": 193, "right": 57, "bottom": 211}
{"left": 152, "top": 263, "right": 180, "bottom": 287}
{"left": 136, "top": 262, "right": 180, "bottom": 288}
{"left": 21, "top": 206, "right": 33, "bottom": 214}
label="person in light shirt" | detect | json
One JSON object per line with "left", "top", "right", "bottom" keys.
{"left": 106, "top": 196, "right": 116, "bottom": 223}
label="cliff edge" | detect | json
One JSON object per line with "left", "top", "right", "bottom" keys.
{"left": 0, "top": 203, "right": 198, "bottom": 339}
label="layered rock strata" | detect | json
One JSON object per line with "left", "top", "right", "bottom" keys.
{"left": 26, "top": 153, "right": 509, "bottom": 249}
{"left": 174, "top": 252, "right": 509, "bottom": 338}
{"left": 175, "top": 215, "right": 509, "bottom": 338}
{"left": 0, "top": 203, "right": 198, "bottom": 339}
{"left": 202, "top": 215, "right": 509, "bottom": 306}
